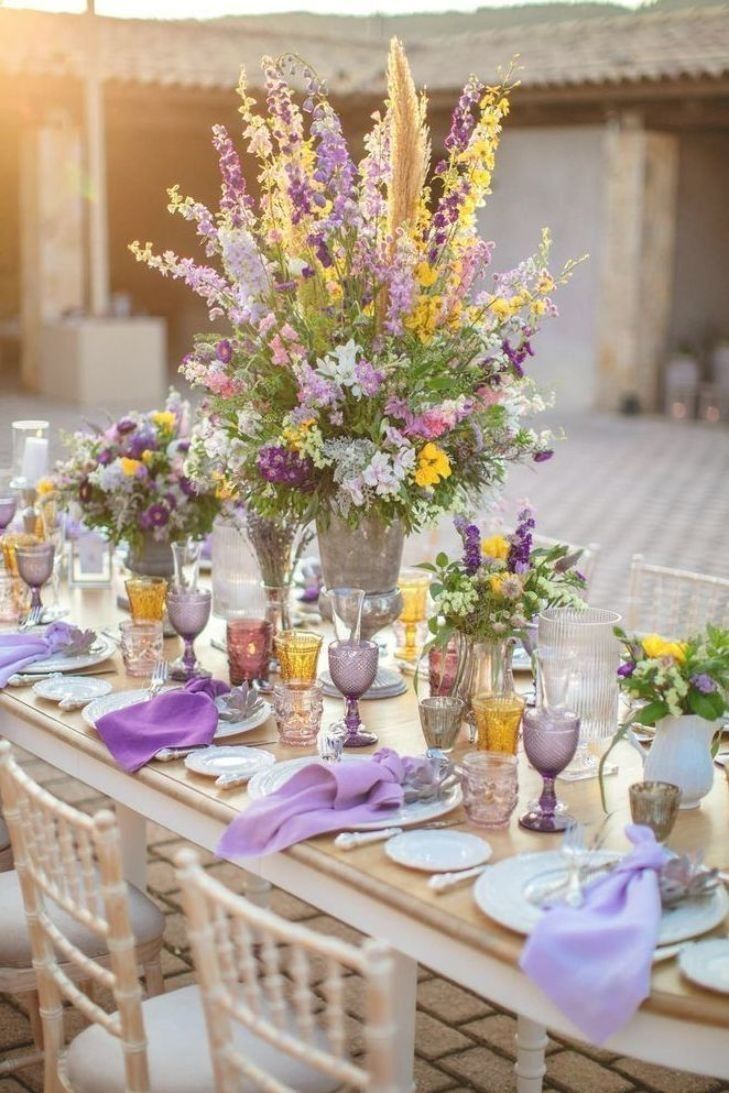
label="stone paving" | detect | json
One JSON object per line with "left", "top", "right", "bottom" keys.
{"left": 1, "top": 391, "right": 729, "bottom": 1090}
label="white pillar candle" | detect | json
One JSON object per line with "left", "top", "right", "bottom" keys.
{"left": 21, "top": 436, "right": 49, "bottom": 484}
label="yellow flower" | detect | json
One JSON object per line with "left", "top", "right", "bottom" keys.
{"left": 641, "top": 634, "right": 688, "bottom": 663}
{"left": 151, "top": 410, "right": 176, "bottom": 432}
{"left": 405, "top": 295, "right": 441, "bottom": 342}
{"left": 481, "top": 534, "right": 510, "bottom": 561}
{"left": 489, "top": 573, "right": 508, "bottom": 596}
{"left": 488, "top": 296, "right": 513, "bottom": 321}
{"left": 282, "top": 419, "right": 315, "bottom": 452}
{"left": 141, "top": 449, "right": 155, "bottom": 465}
{"left": 415, "top": 443, "right": 451, "bottom": 488}
{"left": 415, "top": 262, "right": 438, "bottom": 288}
{"left": 35, "top": 478, "right": 55, "bottom": 497}
{"left": 119, "top": 458, "right": 141, "bottom": 477}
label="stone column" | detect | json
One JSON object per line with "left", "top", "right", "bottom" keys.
{"left": 19, "top": 115, "right": 84, "bottom": 388}
{"left": 596, "top": 113, "right": 679, "bottom": 411}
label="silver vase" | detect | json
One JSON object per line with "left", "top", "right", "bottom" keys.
{"left": 317, "top": 513, "right": 404, "bottom": 640}
{"left": 128, "top": 533, "right": 174, "bottom": 578}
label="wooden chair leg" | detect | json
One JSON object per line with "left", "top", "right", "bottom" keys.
{"left": 143, "top": 957, "right": 165, "bottom": 997}
{"left": 17, "top": 989, "right": 44, "bottom": 1050}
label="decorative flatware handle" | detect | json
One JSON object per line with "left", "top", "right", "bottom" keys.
{"left": 334, "top": 827, "right": 403, "bottom": 850}
{"left": 428, "top": 865, "right": 488, "bottom": 893}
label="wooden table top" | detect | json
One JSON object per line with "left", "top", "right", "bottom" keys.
{"left": 2, "top": 582, "right": 729, "bottom": 1029}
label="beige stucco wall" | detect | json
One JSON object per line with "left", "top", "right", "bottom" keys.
{"left": 478, "top": 125, "right": 606, "bottom": 411}
{"left": 669, "top": 132, "right": 729, "bottom": 356}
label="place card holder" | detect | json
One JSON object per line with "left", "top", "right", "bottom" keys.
{"left": 68, "top": 531, "right": 113, "bottom": 588}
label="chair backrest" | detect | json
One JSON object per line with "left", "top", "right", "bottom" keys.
{"left": 0, "top": 741, "right": 150, "bottom": 1092}
{"left": 176, "top": 847, "right": 399, "bottom": 1093}
{"left": 531, "top": 532, "right": 601, "bottom": 593}
{"left": 627, "top": 554, "right": 729, "bottom": 637}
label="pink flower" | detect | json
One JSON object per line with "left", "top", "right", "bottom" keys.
{"left": 270, "top": 335, "right": 290, "bottom": 367}
{"left": 257, "top": 313, "right": 277, "bottom": 336}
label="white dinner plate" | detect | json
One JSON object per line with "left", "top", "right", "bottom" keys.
{"left": 319, "top": 672, "right": 408, "bottom": 701}
{"left": 679, "top": 939, "right": 729, "bottom": 994}
{"left": 83, "top": 688, "right": 272, "bottom": 740}
{"left": 385, "top": 830, "right": 492, "bottom": 873}
{"left": 473, "top": 850, "right": 729, "bottom": 947}
{"left": 247, "top": 756, "right": 462, "bottom": 831}
{"left": 22, "top": 635, "right": 116, "bottom": 675}
{"left": 714, "top": 751, "right": 729, "bottom": 769}
{"left": 184, "top": 746, "right": 275, "bottom": 781}
{"left": 32, "top": 675, "right": 112, "bottom": 704}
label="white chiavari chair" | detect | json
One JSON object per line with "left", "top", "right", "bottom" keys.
{"left": 176, "top": 847, "right": 400, "bottom": 1093}
{"left": 0, "top": 741, "right": 166, "bottom": 1088}
{"left": 626, "top": 555, "right": 729, "bottom": 637}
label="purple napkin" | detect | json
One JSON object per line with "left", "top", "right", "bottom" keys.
{"left": 520, "top": 825, "right": 670, "bottom": 1044}
{"left": 218, "top": 748, "right": 425, "bottom": 859}
{"left": 0, "top": 622, "right": 82, "bottom": 687}
{"left": 96, "top": 677, "right": 230, "bottom": 773}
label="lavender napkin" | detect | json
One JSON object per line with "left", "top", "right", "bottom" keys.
{"left": 96, "top": 678, "right": 230, "bottom": 773}
{"left": 520, "top": 825, "right": 670, "bottom": 1044}
{"left": 0, "top": 622, "right": 83, "bottom": 688}
{"left": 218, "top": 748, "right": 426, "bottom": 859}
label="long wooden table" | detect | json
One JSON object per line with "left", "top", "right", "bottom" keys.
{"left": 2, "top": 584, "right": 729, "bottom": 1092}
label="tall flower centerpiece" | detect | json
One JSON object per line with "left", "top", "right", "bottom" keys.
{"left": 53, "top": 391, "right": 220, "bottom": 576}
{"left": 600, "top": 625, "right": 729, "bottom": 809}
{"left": 424, "top": 506, "right": 587, "bottom": 717}
{"left": 131, "top": 42, "right": 581, "bottom": 633}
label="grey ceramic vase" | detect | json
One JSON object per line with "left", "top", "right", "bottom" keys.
{"left": 127, "top": 533, "right": 175, "bottom": 578}
{"left": 316, "top": 513, "right": 404, "bottom": 641}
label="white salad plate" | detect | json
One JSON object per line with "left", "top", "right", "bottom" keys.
{"left": 22, "top": 635, "right": 116, "bottom": 675}
{"left": 184, "top": 746, "right": 275, "bottom": 781}
{"left": 83, "top": 689, "right": 272, "bottom": 740}
{"left": 473, "top": 850, "right": 729, "bottom": 947}
{"left": 32, "top": 675, "right": 112, "bottom": 705}
{"left": 248, "top": 756, "right": 462, "bottom": 831}
{"left": 679, "top": 939, "right": 729, "bottom": 994}
{"left": 385, "top": 830, "right": 492, "bottom": 873}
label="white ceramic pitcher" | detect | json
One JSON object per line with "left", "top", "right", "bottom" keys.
{"left": 631, "top": 714, "right": 719, "bottom": 809}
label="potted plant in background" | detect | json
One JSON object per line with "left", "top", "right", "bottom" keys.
{"left": 600, "top": 625, "right": 729, "bottom": 809}
{"left": 53, "top": 390, "right": 220, "bottom": 577}
{"left": 132, "top": 41, "right": 582, "bottom": 642}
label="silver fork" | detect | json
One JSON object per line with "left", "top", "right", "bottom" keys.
{"left": 147, "top": 659, "right": 168, "bottom": 699}
{"left": 19, "top": 605, "right": 43, "bottom": 631}
{"left": 562, "top": 821, "right": 587, "bottom": 908}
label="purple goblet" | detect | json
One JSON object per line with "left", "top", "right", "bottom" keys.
{"left": 519, "top": 707, "right": 580, "bottom": 833}
{"left": 15, "top": 542, "right": 54, "bottom": 615}
{"left": 167, "top": 588, "right": 212, "bottom": 681}
{"left": 0, "top": 496, "right": 17, "bottom": 533}
{"left": 327, "top": 639, "right": 379, "bottom": 748}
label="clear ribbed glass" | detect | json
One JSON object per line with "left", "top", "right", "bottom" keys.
{"left": 537, "top": 607, "right": 621, "bottom": 780}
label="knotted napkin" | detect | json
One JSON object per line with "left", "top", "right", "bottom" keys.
{"left": 218, "top": 748, "right": 427, "bottom": 859}
{"left": 0, "top": 622, "right": 83, "bottom": 688}
{"left": 96, "top": 677, "right": 230, "bottom": 772}
{"left": 520, "top": 824, "right": 670, "bottom": 1044}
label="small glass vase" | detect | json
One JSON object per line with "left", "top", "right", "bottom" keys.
{"left": 451, "top": 636, "right": 517, "bottom": 742}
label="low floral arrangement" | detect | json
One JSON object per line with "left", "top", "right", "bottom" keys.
{"left": 615, "top": 626, "right": 729, "bottom": 726}
{"left": 422, "top": 505, "right": 587, "bottom": 648}
{"left": 131, "top": 42, "right": 582, "bottom": 533}
{"left": 598, "top": 624, "right": 729, "bottom": 809}
{"left": 53, "top": 390, "right": 220, "bottom": 548}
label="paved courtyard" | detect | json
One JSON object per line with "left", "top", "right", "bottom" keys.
{"left": 1, "top": 389, "right": 729, "bottom": 1090}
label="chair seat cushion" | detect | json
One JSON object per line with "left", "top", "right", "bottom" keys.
{"left": 0, "top": 871, "right": 164, "bottom": 970}
{"left": 66, "top": 984, "right": 341, "bottom": 1093}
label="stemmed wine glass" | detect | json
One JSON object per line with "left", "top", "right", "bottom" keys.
{"left": 167, "top": 588, "right": 212, "bottom": 681}
{"left": 327, "top": 639, "right": 379, "bottom": 748}
{"left": 15, "top": 542, "right": 55, "bottom": 624}
{"left": 519, "top": 655, "right": 580, "bottom": 832}
{"left": 0, "top": 472, "right": 17, "bottom": 550}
